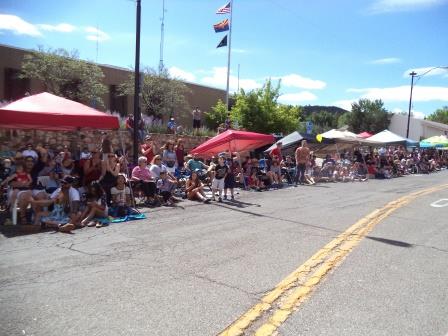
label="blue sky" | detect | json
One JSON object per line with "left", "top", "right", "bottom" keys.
{"left": 1, "top": 0, "right": 447, "bottom": 118}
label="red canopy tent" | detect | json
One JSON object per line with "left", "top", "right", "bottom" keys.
{"left": 358, "top": 131, "right": 373, "bottom": 139}
{"left": 0, "top": 92, "right": 119, "bottom": 130}
{"left": 190, "top": 129, "right": 275, "bottom": 157}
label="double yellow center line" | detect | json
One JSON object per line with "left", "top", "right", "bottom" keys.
{"left": 218, "top": 183, "right": 448, "bottom": 336}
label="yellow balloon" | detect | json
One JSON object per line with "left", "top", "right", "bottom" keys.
{"left": 316, "top": 134, "right": 323, "bottom": 143}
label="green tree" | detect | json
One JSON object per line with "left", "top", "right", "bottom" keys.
{"left": 337, "top": 112, "right": 351, "bottom": 128}
{"left": 427, "top": 106, "right": 448, "bottom": 125}
{"left": 346, "top": 99, "right": 391, "bottom": 133}
{"left": 204, "top": 99, "right": 228, "bottom": 129}
{"left": 228, "top": 79, "right": 302, "bottom": 134}
{"left": 20, "top": 46, "right": 107, "bottom": 107}
{"left": 119, "top": 67, "right": 190, "bottom": 118}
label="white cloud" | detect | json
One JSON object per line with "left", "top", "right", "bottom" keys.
{"left": 274, "top": 74, "right": 326, "bottom": 90}
{"left": 348, "top": 85, "right": 448, "bottom": 102}
{"left": 333, "top": 99, "right": 357, "bottom": 111}
{"left": 168, "top": 66, "right": 196, "bottom": 82}
{"left": 201, "top": 67, "right": 260, "bottom": 92}
{"left": 37, "top": 23, "right": 76, "bottom": 33}
{"left": 403, "top": 66, "right": 448, "bottom": 77}
{"left": 278, "top": 92, "right": 318, "bottom": 104}
{"left": 370, "top": 57, "right": 401, "bottom": 64}
{"left": 85, "top": 26, "right": 110, "bottom": 42}
{"left": 392, "top": 107, "right": 425, "bottom": 119}
{"left": 0, "top": 14, "right": 42, "bottom": 36}
{"left": 368, "top": 0, "right": 448, "bottom": 13}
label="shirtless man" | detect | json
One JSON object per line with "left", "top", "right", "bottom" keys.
{"left": 295, "top": 140, "right": 310, "bottom": 186}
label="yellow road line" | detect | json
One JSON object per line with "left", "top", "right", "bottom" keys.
{"left": 219, "top": 183, "right": 448, "bottom": 336}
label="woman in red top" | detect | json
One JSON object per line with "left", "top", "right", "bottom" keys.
{"left": 175, "top": 139, "right": 185, "bottom": 170}
{"left": 141, "top": 135, "right": 156, "bottom": 163}
{"left": 0, "top": 164, "right": 32, "bottom": 223}
{"left": 83, "top": 150, "right": 102, "bottom": 186}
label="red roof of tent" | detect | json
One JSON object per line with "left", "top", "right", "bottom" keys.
{"left": 0, "top": 92, "right": 120, "bottom": 131}
{"left": 358, "top": 131, "right": 373, "bottom": 138}
{"left": 190, "top": 129, "right": 275, "bottom": 156}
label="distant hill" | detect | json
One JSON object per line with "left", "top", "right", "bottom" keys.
{"left": 301, "top": 105, "right": 350, "bottom": 117}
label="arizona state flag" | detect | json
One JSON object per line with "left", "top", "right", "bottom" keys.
{"left": 213, "top": 19, "right": 229, "bottom": 33}
{"left": 216, "top": 35, "right": 228, "bottom": 48}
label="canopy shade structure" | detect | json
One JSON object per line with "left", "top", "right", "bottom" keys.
{"left": 358, "top": 131, "right": 373, "bottom": 138}
{"left": 419, "top": 135, "right": 448, "bottom": 148}
{"left": 0, "top": 92, "right": 120, "bottom": 131}
{"left": 319, "top": 129, "right": 359, "bottom": 139}
{"left": 190, "top": 130, "right": 275, "bottom": 157}
{"left": 317, "top": 129, "right": 378, "bottom": 146}
{"left": 368, "top": 130, "right": 418, "bottom": 147}
{"left": 265, "top": 131, "right": 305, "bottom": 152}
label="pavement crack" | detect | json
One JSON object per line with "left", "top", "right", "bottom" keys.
{"left": 191, "top": 273, "right": 257, "bottom": 298}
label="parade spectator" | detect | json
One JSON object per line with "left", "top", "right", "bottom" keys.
{"left": 83, "top": 150, "right": 102, "bottom": 186}
{"left": 141, "top": 135, "right": 156, "bottom": 164}
{"left": 1, "top": 163, "right": 31, "bottom": 213}
{"left": 295, "top": 140, "right": 310, "bottom": 186}
{"left": 186, "top": 170, "right": 210, "bottom": 203}
{"left": 186, "top": 154, "right": 208, "bottom": 174}
{"left": 31, "top": 176, "right": 81, "bottom": 233}
{"left": 157, "top": 170, "right": 177, "bottom": 205}
{"left": 211, "top": 156, "right": 228, "bottom": 202}
{"left": 248, "top": 169, "right": 264, "bottom": 191}
{"left": 161, "top": 141, "right": 177, "bottom": 174}
{"left": 167, "top": 117, "right": 176, "bottom": 134}
{"left": 80, "top": 181, "right": 108, "bottom": 228}
{"left": 101, "top": 132, "right": 113, "bottom": 160}
{"left": 224, "top": 157, "right": 236, "bottom": 200}
{"left": 22, "top": 143, "right": 38, "bottom": 161}
{"left": 175, "top": 139, "right": 185, "bottom": 171}
{"left": 192, "top": 106, "right": 202, "bottom": 134}
{"left": 132, "top": 156, "right": 157, "bottom": 206}
{"left": 270, "top": 142, "right": 282, "bottom": 162}
{"left": 110, "top": 174, "right": 132, "bottom": 217}
{"left": 99, "top": 153, "right": 120, "bottom": 205}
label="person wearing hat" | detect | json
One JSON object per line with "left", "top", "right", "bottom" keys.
{"left": 31, "top": 176, "right": 81, "bottom": 233}
{"left": 167, "top": 117, "right": 176, "bottom": 134}
{"left": 141, "top": 135, "right": 157, "bottom": 163}
{"left": 156, "top": 169, "right": 177, "bottom": 205}
{"left": 22, "top": 143, "right": 38, "bottom": 161}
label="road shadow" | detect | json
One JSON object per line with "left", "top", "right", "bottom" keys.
{"left": 218, "top": 199, "right": 261, "bottom": 209}
{"left": 0, "top": 224, "right": 55, "bottom": 238}
{"left": 367, "top": 236, "right": 414, "bottom": 248}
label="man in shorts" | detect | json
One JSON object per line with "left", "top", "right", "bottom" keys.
{"left": 192, "top": 106, "right": 202, "bottom": 134}
{"left": 294, "top": 140, "right": 310, "bottom": 186}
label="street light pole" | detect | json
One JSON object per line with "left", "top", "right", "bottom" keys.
{"left": 406, "top": 71, "right": 417, "bottom": 139}
{"left": 133, "top": 0, "right": 142, "bottom": 165}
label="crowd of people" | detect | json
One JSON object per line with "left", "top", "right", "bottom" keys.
{"left": 0, "top": 133, "right": 447, "bottom": 233}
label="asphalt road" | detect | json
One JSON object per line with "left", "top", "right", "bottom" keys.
{"left": 0, "top": 171, "right": 447, "bottom": 336}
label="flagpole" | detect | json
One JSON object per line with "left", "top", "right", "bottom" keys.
{"left": 225, "top": 0, "right": 233, "bottom": 114}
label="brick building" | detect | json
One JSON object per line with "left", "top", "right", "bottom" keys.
{"left": 0, "top": 43, "right": 225, "bottom": 128}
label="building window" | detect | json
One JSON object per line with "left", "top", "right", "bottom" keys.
{"left": 109, "top": 84, "right": 127, "bottom": 116}
{"left": 4, "top": 68, "right": 30, "bottom": 101}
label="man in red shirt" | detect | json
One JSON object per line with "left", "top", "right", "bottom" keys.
{"left": 270, "top": 142, "right": 282, "bottom": 162}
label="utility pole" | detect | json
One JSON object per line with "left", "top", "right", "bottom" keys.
{"left": 133, "top": 0, "right": 142, "bottom": 165}
{"left": 406, "top": 71, "right": 417, "bottom": 139}
{"left": 159, "top": 0, "right": 166, "bottom": 74}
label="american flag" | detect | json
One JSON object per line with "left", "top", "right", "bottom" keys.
{"left": 216, "top": 1, "right": 231, "bottom": 14}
